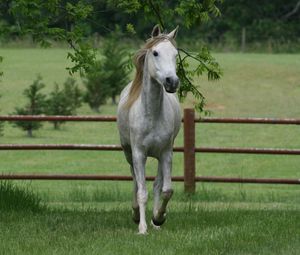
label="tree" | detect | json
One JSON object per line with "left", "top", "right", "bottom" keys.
{"left": 46, "top": 77, "right": 83, "bottom": 129}
{"left": 0, "top": 56, "right": 3, "bottom": 135}
{"left": 82, "top": 60, "right": 110, "bottom": 112}
{"left": 0, "top": 95, "right": 3, "bottom": 136}
{"left": 0, "top": 0, "right": 223, "bottom": 113}
{"left": 100, "top": 28, "right": 131, "bottom": 104}
{"left": 115, "top": 0, "right": 222, "bottom": 112}
{"left": 11, "top": 76, "right": 47, "bottom": 137}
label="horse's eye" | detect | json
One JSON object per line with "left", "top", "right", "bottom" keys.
{"left": 153, "top": 51, "right": 159, "bottom": 57}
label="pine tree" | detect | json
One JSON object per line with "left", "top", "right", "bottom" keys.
{"left": 46, "top": 77, "right": 82, "bottom": 129}
{"left": 0, "top": 105, "right": 3, "bottom": 137}
{"left": 83, "top": 60, "right": 110, "bottom": 112}
{"left": 11, "top": 76, "right": 47, "bottom": 137}
{"left": 101, "top": 29, "right": 131, "bottom": 104}
{"left": 83, "top": 28, "right": 131, "bottom": 111}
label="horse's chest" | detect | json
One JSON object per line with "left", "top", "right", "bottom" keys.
{"left": 141, "top": 123, "right": 173, "bottom": 153}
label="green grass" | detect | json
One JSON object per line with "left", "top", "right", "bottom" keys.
{"left": 1, "top": 202, "right": 299, "bottom": 255}
{"left": 0, "top": 49, "right": 300, "bottom": 254}
{"left": 1, "top": 182, "right": 299, "bottom": 255}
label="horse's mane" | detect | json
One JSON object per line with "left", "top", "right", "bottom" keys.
{"left": 124, "top": 34, "right": 177, "bottom": 109}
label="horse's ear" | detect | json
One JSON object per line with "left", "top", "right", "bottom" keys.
{"left": 167, "top": 26, "right": 179, "bottom": 39}
{"left": 151, "top": 24, "right": 161, "bottom": 37}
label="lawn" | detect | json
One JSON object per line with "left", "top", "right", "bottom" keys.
{"left": 0, "top": 48, "right": 300, "bottom": 254}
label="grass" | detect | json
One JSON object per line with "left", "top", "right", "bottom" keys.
{"left": 1, "top": 203, "right": 299, "bottom": 255}
{"left": 0, "top": 181, "right": 44, "bottom": 212}
{"left": 0, "top": 48, "right": 300, "bottom": 254}
{"left": 1, "top": 181, "right": 299, "bottom": 255}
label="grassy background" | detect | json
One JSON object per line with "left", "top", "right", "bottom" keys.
{"left": 0, "top": 49, "right": 300, "bottom": 254}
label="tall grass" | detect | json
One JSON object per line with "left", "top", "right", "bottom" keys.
{"left": 0, "top": 181, "right": 45, "bottom": 212}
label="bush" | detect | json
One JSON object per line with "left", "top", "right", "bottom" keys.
{"left": 101, "top": 30, "right": 131, "bottom": 104}
{"left": 0, "top": 95, "right": 3, "bottom": 136}
{"left": 11, "top": 75, "right": 47, "bottom": 137}
{"left": 83, "top": 28, "right": 131, "bottom": 111}
{"left": 46, "top": 77, "right": 83, "bottom": 129}
{"left": 83, "top": 60, "right": 110, "bottom": 112}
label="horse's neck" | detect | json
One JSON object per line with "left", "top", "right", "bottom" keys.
{"left": 141, "top": 72, "right": 164, "bottom": 119}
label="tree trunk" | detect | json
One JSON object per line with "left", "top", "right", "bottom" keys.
{"left": 112, "top": 95, "right": 117, "bottom": 105}
{"left": 241, "top": 27, "right": 246, "bottom": 52}
{"left": 92, "top": 107, "right": 100, "bottom": 113}
{"left": 54, "top": 121, "right": 60, "bottom": 130}
{"left": 27, "top": 129, "right": 33, "bottom": 137}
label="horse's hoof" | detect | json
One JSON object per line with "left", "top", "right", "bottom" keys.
{"left": 138, "top": 223, "right": 148, "bottom": 235}
{"left": 137, "top": 230, "right": 148, "bottom": 235}
{"left": 151, "top": 220, "right": 161, "bottom": 230}
{"left": 151, "top": 216, "right": 166, "bottom": 226}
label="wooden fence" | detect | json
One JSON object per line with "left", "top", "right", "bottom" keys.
{"left": 1, "top": 108, "right": 300, "bottom": 193}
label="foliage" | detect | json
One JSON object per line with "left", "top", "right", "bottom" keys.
{"left": 100, "top": 28, "right": 131, "bottom": 104}
{"left": 110, "top": 0, "right": 223, "bottom": 112}
{"left": 0, "top": 108, "right": 3, "bottom": 137}
{"left": 82, "top": 60, "right": 110, "bottom": 112}
{"left": 82, "top": 28, "right": 131, "bottom": 111}
{"left": 0, "top": 0, "right": 223, "bottom": 113}
{"left": 0, "top": 56, "right": 3, "bottom": 135}
{"left": 111, "top": 0, "right": 222, "bottom": 112}
{"left": 0, "top": 55, "right": 3, "bottom": 77}
{"left": 11, "top": 76, "right": 47, "bottom": 137}
{"left": 46, "top": 77, "right": 83, "bottom": 129}
{"left": 198, "top": 0, "right": 300, "bottom": 52}
{"left": 2, "top": 0, "right": 96, "bottom": 75}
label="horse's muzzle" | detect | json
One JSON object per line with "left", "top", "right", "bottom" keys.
{"left": 164, "top": 76, "right": 179, "bottom": 93}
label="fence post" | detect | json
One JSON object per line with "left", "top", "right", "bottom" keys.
{"left": 184, "top": 108, "right": 196, "bottom": 193}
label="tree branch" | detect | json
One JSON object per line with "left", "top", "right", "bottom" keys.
{"left": 147, "top": 0, "right": 165, "bottom": 30}
{"left": 282, "top": 0, "right": 300, "bottom": 20}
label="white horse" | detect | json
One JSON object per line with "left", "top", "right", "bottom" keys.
{"left": 117, "top": 25, "right": 181, "bottom": 234}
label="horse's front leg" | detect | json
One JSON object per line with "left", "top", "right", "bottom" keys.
{"left": 152, "top": 149, "right": 174, "bottom": 227}
{"left": 152, "top": 163, "right": 163, "bottom": 225}
{"left": 132, "top": 149, "right": 148, "bottom": 234}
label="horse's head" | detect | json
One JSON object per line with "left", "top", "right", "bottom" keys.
{"left": 147, "top": 25, "right": 179, "bottom": 93}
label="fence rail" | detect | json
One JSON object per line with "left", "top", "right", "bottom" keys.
{"left": 2, "top": 115, "right": 300, "bottom": 125}
{"left": 1, "top": 174, "right": 299, "bottom": 185}
{"left": 2, "top": 144, "right": 300, "bottom": 155}
{"left": 1, "top": 109, "right": 300, "bottom": 193}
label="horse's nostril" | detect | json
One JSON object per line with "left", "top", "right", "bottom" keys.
{"left": 166, "top": 77, "right": 172, "bottom": 84}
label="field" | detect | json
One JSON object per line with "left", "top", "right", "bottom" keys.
{"left": 0, "top": 48, "right": 300, "bottom": 254}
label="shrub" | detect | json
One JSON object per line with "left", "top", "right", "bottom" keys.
{"left": 83, "top": 60, "right": 110, "bottom": 112}
{"left": 0, "top": 94, "right": 3, "bottom": 136}
{"left": 11, "top": 75, "right": 47, "bottom": 137}
{"left": 46, "top": 77, "right": 83, "bottom": 129}
{"left": 83, "top": 28, "right": 131, "bottom": 111}
{"left": 101, "top": 31, "right": 131, "bottom": 104}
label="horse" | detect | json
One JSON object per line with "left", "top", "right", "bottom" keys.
{"left": 117, "top": 25, "right": 181, "bottom": 234}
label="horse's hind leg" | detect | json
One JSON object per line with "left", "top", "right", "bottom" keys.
{"left": 152, "top": 162, "right": 163, "bottom": 226}
{"left": 130, "top": 166, "right": 140, "bottom": 224}
{"left": 123, "top": 148, "right": 140, "bottom": 224}
{"left": 152, "top": 150, "right": 174, "bottom": 227}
